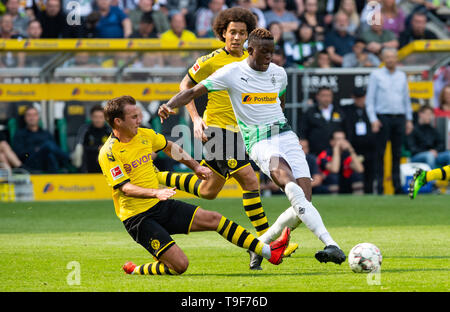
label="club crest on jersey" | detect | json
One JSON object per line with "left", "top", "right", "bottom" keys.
{"left": 271, "top": 75, "right": 276, "bottom": 86}
{"left": 150, "top": 239, "right": 160, "bottom": 250}
{"left": 110, "top": 166, "right": 124, "bottom": 180}
{"left": 227, "top": 157, "right": 238, "bottom": 169}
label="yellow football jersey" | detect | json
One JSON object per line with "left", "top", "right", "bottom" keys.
{"left": 188, "top": 48, "right": 248, "bottom": 131}
{"left": 98, "top": 128, "right": 167, "bottom": 221}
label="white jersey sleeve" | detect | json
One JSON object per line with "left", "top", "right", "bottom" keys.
{"left": 200, "top": 63, "right": 235, "bottom": 92}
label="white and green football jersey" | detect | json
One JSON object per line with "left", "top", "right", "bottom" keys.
{"left": 200, "top": 59, "right": 290, "bottom": 153}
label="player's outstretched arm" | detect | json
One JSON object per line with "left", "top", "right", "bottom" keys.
{"left": 162, "top": 140, "right": 212, "bottom": 180}
{"left": 119, "top": 182, "right": 176, "bottom": 200}
{"left": 158, "top": 83, "right": 208, "bottom": 122}
{"left": 181, "top": 75, "right": 208, "bottom": 142}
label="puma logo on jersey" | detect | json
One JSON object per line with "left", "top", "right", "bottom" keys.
{"left": 240, "top": 77, "right": 249, "bottom": 83}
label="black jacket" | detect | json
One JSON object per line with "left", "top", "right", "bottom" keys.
{"left": 342, "top": 104, "right": 375, "bottom": 153}
{"left": 300, "top": 104, "right": 345, "bottom": 156}
{"left": 406, "top": 123, "right": 445, "bottom": 155}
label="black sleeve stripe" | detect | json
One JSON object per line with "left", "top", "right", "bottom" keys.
{"left": 113, "top": 179, "right": 130, "bottom": 190}
{"left": 187, "top": 72, "right": 198, "bottom": 85}
{"left": 154, "top": 135, "right": 168, "bottom": 153}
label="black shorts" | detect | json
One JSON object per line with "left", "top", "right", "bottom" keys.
{"left": 123, "top": 199, "right": 199, "bottom": 259}
{"left": 202, "top": 127, "right": 251, "bottom": 180}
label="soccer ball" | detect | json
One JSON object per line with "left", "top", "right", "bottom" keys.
{"left": 348, "top": 243, "right": 382, "bottom": 273}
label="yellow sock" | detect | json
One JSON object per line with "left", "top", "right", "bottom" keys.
{"left": 426, "top": 165, "right": 450, "bottom": 182}
{"left": 216, "top": 216, "right": 264, "bottom": 256}
{"left": 242, "top": 190, "right": 269, "bottom": 236}
{"left": 133, "top": 261, "right": 179, "bottom": 275}
{"left": 157, "top": 171, "right": 202, "bottom": 197}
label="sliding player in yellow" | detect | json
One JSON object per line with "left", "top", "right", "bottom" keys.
{"left": 156, "top": 7, "right": 297, "bottom": 270}
{"left": 409, "top": 165, "right": 450, "bottom": 199}
{"left": 98, "top": 96, "right": 290, "bottom": 276}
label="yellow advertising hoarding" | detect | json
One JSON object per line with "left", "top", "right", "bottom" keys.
{"left": 0, "top": 39, "right": 224, "bottom": 52}
{"left": 0, "top": 83, "right": 180, "bottom": 101}
{"left": 408, "top": 81, "right": 434, "bottom": 99}
{"left": 30, "top": 173, "right": 243, "bottom": 201}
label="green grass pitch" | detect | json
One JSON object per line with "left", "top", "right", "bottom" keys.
{"left": 0, "top": 195, "right": 449, "bottom": 292}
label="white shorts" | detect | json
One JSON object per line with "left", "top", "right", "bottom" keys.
{"left": 249, "top": 131, "right": 311, "bottom": 180}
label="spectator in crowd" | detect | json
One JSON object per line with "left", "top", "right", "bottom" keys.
{"left": 264, "top": 0, "right": 300, "bottom": 40}
{"left": 380, "top": 0, "right": 405, "bottom": 38}
{"left": 0, "top": 14, "right": 25, "bottom": 67}
{"left": 299, "top": 139, "right": 325, "bottom": 194}
{"left": 317, "top": 130, "right": 365, "bottom": 194}
{"left": 324, "top": 11, "right": 356, "bottom": 67}
{"left": 359, "top": 0, "right": 381, "bottom": 33}
{"left": 342, "top": 87, "right": 376, "bottom": 193}
{"left": 285, "top": 23, "right": 324, "bottom": 67}
{"left": 267, "top": 21, "right": 288, "bottom": 53}
{"left": 272, "top": 45, "right": 287, "bottom": 67}
{"left": 0, "top": 131, "right": 22, "bottom": 170}
{"left": 0, "top": 13, "right": 21, "bottom": 38}
{"left": 342, "top": 38, "right": 380, "bottom": 67}
{"left": 196, "top": 0, "right": 226, "bottom": 38}
{"left": 359, "top": 12, "right": 399, "bottom": 56}
{"left": 407, "top": 105, "right": 449, "bottom": 170}
{"left": 161, "top": 12, "right": 197, "bottom": 42}
{"left": 160, "top": 0, "right": 198, "bottom": 31}
{"left": 128, "top": 0, "right": 170, "bottom": 35}
{"left": 62, "top": 0, "right": 93, "bottom": 24}
{"left": 63, "top": 52, "right": 100, "bottom": 67}
{"left": 299, "top": 0, "right": 326, "bottom": 41}
{"left": 312, "top": 50, "right": 332, "bottom": 68}
{"left": 399, "top": 11, "right": 437, "bottom": 48}
{"left": 133, "top": 52, "right": 164, "bottom": 69}
{"left": 337, "top": 0, "right": 360, "bottom": 35}
{"left": 31, "top": 0, "right": 72, "bottom": 38}
{"left": 6, "top": 0, "right": 29, "bottom": 36}
{"left": 111, "top": 0, "right": 137, "bottom": 14}
{"left": 236, "top": 0, "right": 267, "bottom": 28}
{"left": 81, "top": 105, "right": 111, "bottom": 173}
{"left": 300, "top": 86, "right": 345, "bottom": 156}
{"left": 130, "top": 11, "right": 159, "bottom": 38}
{"left": 94, "top": 0, "right": 132, "bottom": 38}
{"left": 433, "top": 66, "right": 450, "bottom": 111}
{"left": 435, "top": 84, "right": 450, "bottom": 118}
{"left": 26, "top": 19, "right": 42, "bottom": 39}
{"left": 366, "top": 48, "right": 413, "bottom": 195}
{"left": 12, "top": 106, "right": 70, "bottom": 173}
{"left": 82, "top": 11, "right": 101, "bottom": 38}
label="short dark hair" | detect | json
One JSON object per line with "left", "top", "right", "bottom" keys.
{"left": 418, "top": 105, "right": 433, "bottom": 114}
{"left": 104, "top": 95, "right": 136, "bottom": 129}
{"left": 90, "top": 104, "right": 104, "bottom": 116}
{"left": 212, "top": 7, "right": 257, "bottom": 42}
{"left": 316, "top": 86, "right": 333, "bottom": 94}
{"left": 329, "top": 129, "right": 345, "bottom": 141}
{"left": 140, "top": 12, "right": 153, "bottom": 24}
{"left": 248, "top": 28, "right": 274, "bottom": 46}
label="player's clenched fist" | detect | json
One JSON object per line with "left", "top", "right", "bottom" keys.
{"left": 158, "top": 104, "right": 175, "bottom": 123}
{"left": 194, "top": 165, "right": 212, "bottom": 180}
{"left": 155, "top": 187, "right": 177, "bottom": 200}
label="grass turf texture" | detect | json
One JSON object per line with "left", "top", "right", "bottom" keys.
{"left": 0, "top": 195, "right": 448, "bottom": 292}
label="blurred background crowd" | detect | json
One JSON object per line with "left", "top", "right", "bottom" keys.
{"left": 0, "top": 0, "right": 448, "bottom": 196}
